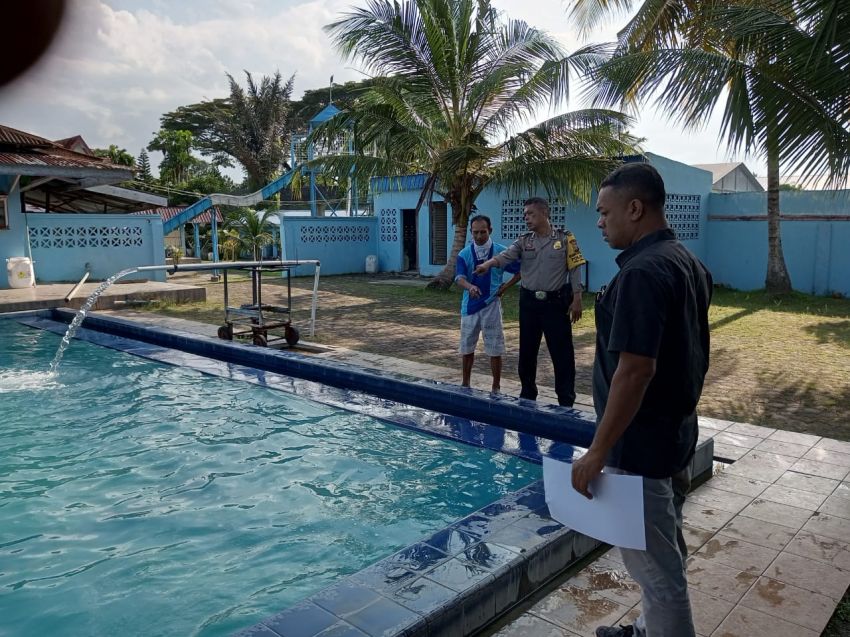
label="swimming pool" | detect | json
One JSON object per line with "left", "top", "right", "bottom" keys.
{"left": 0, "top": 320, "right": 540, "bottom": 636}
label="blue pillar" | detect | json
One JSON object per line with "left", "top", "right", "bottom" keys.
{"left": 211, "top": 215, "right": 220, "bottom": 277}
{"left": 193, "top": 223, "right": 201, "bottom": 258}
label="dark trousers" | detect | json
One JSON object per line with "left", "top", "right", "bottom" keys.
{"left": 518, "top": 287, "right": 576, "bottom": 406}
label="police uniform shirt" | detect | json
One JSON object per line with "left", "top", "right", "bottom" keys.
{"left": 593, "top": 228, "right": 713, "bottom": 478}
{"left": 492, "top": 229, "right": 583, "bottom": 293}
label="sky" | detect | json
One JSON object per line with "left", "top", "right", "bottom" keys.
{"left": 0, "top": 0, "right": 762, "bottom": 182}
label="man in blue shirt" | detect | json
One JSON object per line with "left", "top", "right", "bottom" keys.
{"left": 455, "top": 214, "right": 521, "bottom": 393}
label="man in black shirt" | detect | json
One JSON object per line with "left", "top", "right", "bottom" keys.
{"left": 571, "top": 163, "right": 712, "bottom": 637}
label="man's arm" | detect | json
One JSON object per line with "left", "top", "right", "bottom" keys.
{"left": 455, "top": 252, "right": 482, "bottom": 299}
{"left": 456, "top": 274, "right": 482, "bottom": 299}
{"left": 570, "top": 351, "right": 656, "bottom": 498}
{"left": 497, "top": 272, "right": 521, "bottom": 297}
{"left": 568, "top": 267, "right": 583, "bottom": 323}
{"left": 475, "top": 240, "right": 521, "bottom": 275}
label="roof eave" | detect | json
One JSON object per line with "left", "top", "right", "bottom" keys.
{"left": 0, "top": 163, "right": 133, "bottom": 182}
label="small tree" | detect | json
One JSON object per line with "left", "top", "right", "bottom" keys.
{"left": 93, "top": 144, "right": 135, "bottom": 167}
{"left": 224, "top": 208, "right": 275, "bottom": 260}
{"left": 135, "top": 149, "right": 154, "bottom": 182}
{"left": 147, "top": 129, "right": 197, "bottom": 185}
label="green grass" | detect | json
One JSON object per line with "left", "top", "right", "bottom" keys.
{"left": 140, "top": 272, "right": 850, "bottom": 439}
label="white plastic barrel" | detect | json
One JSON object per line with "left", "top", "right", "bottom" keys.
{"left": 6, "top": 257, "right": 35, "bottom": 288}
{"left": 365, "top": 254, "right": 378, "bottom": 274}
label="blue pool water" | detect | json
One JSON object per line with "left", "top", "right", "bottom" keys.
{"left": 0, "top": 322, "right": 540, "bottom": 636}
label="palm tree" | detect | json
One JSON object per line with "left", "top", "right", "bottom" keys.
{"left": 568, "top": 0, "right": 850, "bottom": 295}
{"left": 224, "top": 208, "right": 275, "bottom": 260}
{"left": 93, "top": 144, "right": 135, "bottom": 167}
{"left": 313, "top": 0, "right": 639, "bottom": 288}
{"left": 213, "top": 71, "right": 295, "bottom": 192}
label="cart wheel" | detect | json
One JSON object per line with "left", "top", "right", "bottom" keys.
{"left": 284, "top": 326, "right": 300, "bottom": 347}
{"left": 217, "top": 325, "right": 233, "bottom": 340}
{"left": 252, "top": 332, "right": 268, "bottom": 347}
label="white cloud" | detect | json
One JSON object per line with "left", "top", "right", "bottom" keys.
{"left": 0, "top": 0, "right": 763, "bottom": 182}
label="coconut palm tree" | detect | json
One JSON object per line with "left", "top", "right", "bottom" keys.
{"left": 568, "top": 0, "right": 850, "bottom": 295}
{"left": 213, "top": 71, "right": 296, "bottom": 192}
{"left": 224, "top": 208, "right": 275, "bottom": 261}
{"left": 312, "top": 0, "right": 639, "bottom": 287}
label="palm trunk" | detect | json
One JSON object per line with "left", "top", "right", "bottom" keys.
{"left": 764, "top": 128, "right": 792, "bottom": 296}
{"left": 428, "top": 219, "right": 469, "bottom": 289}
{"left": 427, "top": 188, "right": 473, "bottom": 289}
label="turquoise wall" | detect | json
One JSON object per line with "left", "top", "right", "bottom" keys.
{"left": 280, "top": 217, "right": 377, "bottom": 276}
{"left": 372, "top": 190, "right": 454, "bottom": 276}
{"left": 706, "top": 189, "right": 850, "bottom": 295}
{"left": 26, "top": 213, "right": 166, "bottom": 283}
{"left": 0, "top": 176, "right": 31, "bottom": 288}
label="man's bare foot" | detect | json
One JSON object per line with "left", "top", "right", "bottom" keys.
{"left": 491, "top": 385, "right": 500, "bottom": 394}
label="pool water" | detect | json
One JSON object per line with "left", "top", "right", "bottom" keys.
{"left": 0, "top": 322, "right": 540, "bottom": 636}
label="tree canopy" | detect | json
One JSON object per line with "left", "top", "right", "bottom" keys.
{"left": 312, "top": 0, "right": 638, "bottom": 286}
{"left": 567, "top": 0, "right": 850, "bottom": 294}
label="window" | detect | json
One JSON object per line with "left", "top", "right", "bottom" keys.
{"left": 0, "top": 196, "right": 8, "bottom": 230}
{"left": 429, "top": 201, "right": 447, "bottom": 265}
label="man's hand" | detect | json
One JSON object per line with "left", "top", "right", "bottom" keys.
{"left": 569, "top": 294, "right": 583, "bottom": 323}
{"left": 474, "top": 260, "right": 493, "bottom": 275}
{"left": 571, "top": 449, "right": 606, "bottom": 499}
{"left": 468, "top": 285, "right": 481, "bottom": 299}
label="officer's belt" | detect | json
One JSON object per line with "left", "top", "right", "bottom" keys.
{"left": 521, "top": 286, "right": 569, "bottom": 301}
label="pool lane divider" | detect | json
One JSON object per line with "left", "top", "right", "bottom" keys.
{"left": 16, "top": 309, "right": 715, "bottom": 637}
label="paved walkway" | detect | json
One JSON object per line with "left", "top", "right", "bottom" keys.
{"left": 89, "top": 311, "right": 850, "bottom": 635}
{"left": 0, "top": 280, "right": 204, "bottom": 312}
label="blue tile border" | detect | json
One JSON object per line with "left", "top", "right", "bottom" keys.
{"left": 43, "top": 308, "right": 599, "bottom": 448}
{"left": 7, "top": 310, "right": 716, "bottom": 637}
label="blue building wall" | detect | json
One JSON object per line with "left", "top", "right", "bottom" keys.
{"left": 372, "top": 153, "right": 713, "bottom": 291}
{"left": 280, "top": 216, "right": 376, "bottom": 276}
{"left": 26, "top": 213, "right": 166, "bottom": 283}
{"left": 0, "top": 176, "right": 31, "bottom": 288}
{"left": 706, "top": 189, "right": 850, "bottom": 295}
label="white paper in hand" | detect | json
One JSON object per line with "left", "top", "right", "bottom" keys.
{"left": 543, "top": 456, "right": 646, "bottom": 550}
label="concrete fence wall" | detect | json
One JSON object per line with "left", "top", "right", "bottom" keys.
{"left": 705, "top": 190, "right": 850, "bottom": 296}
{"left": 25, "top": 213, "right": 166, "bottom": 283}
{"left": 279, "top": 216, "right": 377, "bottom": 276}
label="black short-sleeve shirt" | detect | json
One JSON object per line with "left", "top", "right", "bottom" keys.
{"left": 593, "top": 228, "right": 713, "bottom": 478}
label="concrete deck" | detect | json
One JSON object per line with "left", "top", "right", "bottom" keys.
{"left": 47, "top": 311, "right": 850, "bottom": 635}
{"left": 0, "top": 281, "right": 205, "bottom": 313}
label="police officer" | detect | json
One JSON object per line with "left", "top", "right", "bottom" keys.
{"left": 475, "top": 197, "right": 585, "bottom": 407}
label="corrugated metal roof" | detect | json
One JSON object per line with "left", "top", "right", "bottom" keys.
{"left": 133, "top": 206, "right": 223, "bottom": 224}
{"left": 0, "top": 123, "right": 131, "bottom": 174}
{"left": 370, "top": 173, "right": 429, "bottom": 193}
{"left": 0, "top": 150, "right": 128, "bottom": 171}
{"left": 0, "top": 124, "right": 53, "bottom": 147}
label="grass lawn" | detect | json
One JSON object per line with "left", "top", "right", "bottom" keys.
{"left": 142, "top": 272, "right": 850, "bottom": 441}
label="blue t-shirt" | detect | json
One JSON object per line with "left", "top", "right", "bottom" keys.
{"left": 455, "top": 242, "right": 519, "bottom": 316}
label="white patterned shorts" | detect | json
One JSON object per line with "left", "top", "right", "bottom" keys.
{"left": 459, "top": 300, "right": 506, "bottom": 357}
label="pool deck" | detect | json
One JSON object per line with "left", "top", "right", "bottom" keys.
{"left": 0, "top": 280, "right": 205, "bottom": 313}
{"left": 48, "top": 311, "right": 850, "bottom": 635}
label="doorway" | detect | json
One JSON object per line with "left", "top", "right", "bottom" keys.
{"left": 401, "top": 208, "right": 418, "bottom": 271}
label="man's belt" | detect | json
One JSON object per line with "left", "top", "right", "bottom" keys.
{"left": 522, "top": 287, "right": 567, "bottom": 301}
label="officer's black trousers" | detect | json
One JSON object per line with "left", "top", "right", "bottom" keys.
{"left": 518, "top": 288, "right": 576, "bottom": 407}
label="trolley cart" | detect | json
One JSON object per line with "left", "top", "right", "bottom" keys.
{"left": 216, "top": 264, "right": 303, "bottom": 347}
{"left": 134, "top": 260, "right": 321, "bottom": 346}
